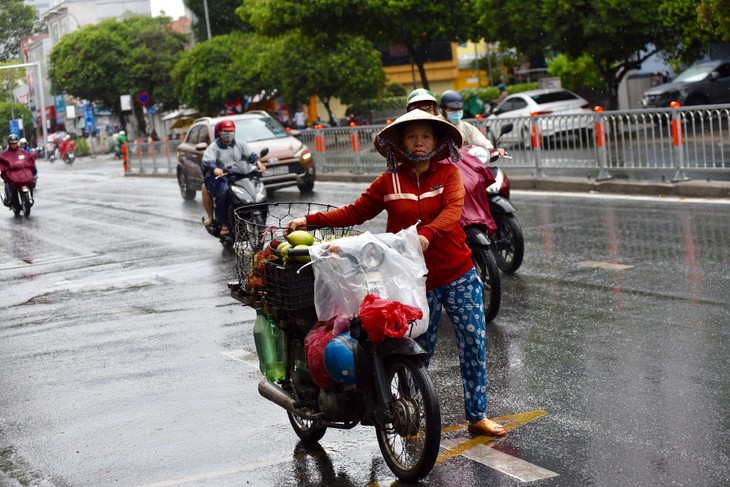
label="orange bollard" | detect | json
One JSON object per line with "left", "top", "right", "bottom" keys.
{"left": 351, "top": 132, "right": 360, "bottom": 152}
{"left": 164, "top": 138, "right": 169, "bottom": 158}
{"left": 594, "top": 105, "right": 604, "bottom": 148}
{"left": 315, "top": 133, "right": 325, "bottom": 153}
{"left": 122, "top": 143, "right": 128, "bottom": 172}
{"left": 530, "top": 112, "right": 541, "bottom": 148}
{"left": 670, "top": 101, "right": 683, "bottom": 146}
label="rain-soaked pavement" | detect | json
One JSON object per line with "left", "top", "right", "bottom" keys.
{"left": 0, "top": 155, "right": 728, "bottom": 486}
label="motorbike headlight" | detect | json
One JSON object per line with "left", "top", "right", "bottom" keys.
{"left": 361, "top": 242, "right": 385, "bottom": 271}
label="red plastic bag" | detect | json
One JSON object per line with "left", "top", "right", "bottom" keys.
{"left": 358, "top": 293, "right": 423, "bottom": 343}
{"left": 304, "top": 319, "right": 338, "bottom": 390}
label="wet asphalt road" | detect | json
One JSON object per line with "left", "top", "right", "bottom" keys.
{"left": 1, "top": 155, "right": 728, "bottom": 486}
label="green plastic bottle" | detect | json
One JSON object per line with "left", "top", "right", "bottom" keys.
{"left": 253, "top": 308, "right": 275, "bottom": 375}
{"left": 265, "top": 313, "right": 286, "bottom": 382}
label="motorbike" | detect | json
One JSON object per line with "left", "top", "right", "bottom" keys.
{"left": 457, "top": 149, "right": 502, "bottom": 322}
{"left": 230, "top": 208, "right": 441, "bottom": 482}
{"left": 3, "top": 182, "right": 34, "bottom": 217}
{"left": 204, "top": 148, "right": 269, "bottom": 249}
{"left": 469, "top": 123, "right": 525, "bottom": 273}
{"left": 63, "top": 149, "right": 75, "bottom": 165}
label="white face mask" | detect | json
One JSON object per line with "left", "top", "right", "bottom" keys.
{"left": 446, "top": 110, "right": 463, "bottom": 125}
{"left": 220, "top": 131, "right": 235, "bottom": 144}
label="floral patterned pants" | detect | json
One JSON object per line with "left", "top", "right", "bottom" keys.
{"left": 415, "top": 268, "right": 488, "bottom": 422}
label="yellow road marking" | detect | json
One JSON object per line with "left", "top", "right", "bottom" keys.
{"left": 436, "top": 409, "right": 548, "bottom": 465}
{"left": 578, "top": 260, "right": 634, "bottom": 270}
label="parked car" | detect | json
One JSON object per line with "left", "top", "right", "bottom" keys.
{"left": 641, "top": 59, "right": 730, "bottom": 108}
{"left": 486, "top": 88, "right": 595, "bottom": 148}
{"left": 176, "top": 111, "right": 316, "bottom": 201}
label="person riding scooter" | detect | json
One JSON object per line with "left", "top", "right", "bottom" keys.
{"left": 60, "top": 135, "right": 75, "bottom": 163}
{"left": 1, "top": 134, "right": 37, "bottom": 208}
{"left": 202, "top": 119, "right": 266, "bottom": 237}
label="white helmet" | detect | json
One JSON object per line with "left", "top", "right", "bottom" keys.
{"left": 120, "top": 130, "right": 126, "bottom": 135}
{"left": 19, "top": 138, "right": 27, "bottom": 145}
{"left": 64, "top": 135, "right": 71, "bottom": 141}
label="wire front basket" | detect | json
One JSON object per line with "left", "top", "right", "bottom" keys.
{"left": 233, "top": 201, "right": 356, "bottom": 302}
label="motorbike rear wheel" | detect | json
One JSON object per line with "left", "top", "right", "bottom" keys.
{"left": 491, "top": 214, "right": 524, "bottom": 273}
{"left": 20, "top": 191, "right": 31, "bottom": 217}
{"left": 376, "top": 357, "right": 440, "bottom": 482}
{"left": 285, "top": 335, "right": 327, "bottom": 443}
{"left": 471, "top": 245, "right": 501, "bottom": 322}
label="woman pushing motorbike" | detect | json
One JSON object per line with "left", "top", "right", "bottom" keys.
{"left": 286, "top": 109, "right": 507, "bottom": 436}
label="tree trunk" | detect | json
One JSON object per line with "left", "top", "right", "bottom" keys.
{"left": 322, "top": 98, "right": 335, "bottom": 125}
{"left": 406, "top": 44, "right": 430, "bottom": 90}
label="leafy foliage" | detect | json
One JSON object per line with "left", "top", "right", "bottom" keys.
{"left": 49, "top": 14, "right": 188, "bottom": 131}
{"left": 183, "top": 0, "right": 251, "bottom": 41}
{"left": 0, "top": 0, "right": 40, "bottom": 61}
{"left": 240, "top": 0, "right": 475, "bottom": 89}
{"left": 0, "top": 100, "right": 32, "bottom": 140}
{"left": 171, "top": 32, "right": 267, "bottom": 115}
{"left": 548, "top": 54, "right": 604, "bottom": 91}
{"left": 475, "top": 0, "right": 721, "bottom": 109}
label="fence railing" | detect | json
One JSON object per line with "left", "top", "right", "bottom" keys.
{"left": 125, "top": 105, "right": 730, "bottom": 182}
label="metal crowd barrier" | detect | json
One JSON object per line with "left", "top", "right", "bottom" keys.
{"left": 124, "top": 139, "right": 182, "bottom": 175}
{"left": 124, "top": 104, "right": 730, "bottom": 182}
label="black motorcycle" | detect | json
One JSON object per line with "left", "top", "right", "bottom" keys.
{"left": 3, "top": 182, "right": 34, "bottom": 217}
{"left": 232, "top": 218, "right": 441, "bottom": 483}
{"left": 464, "top": 225, "right": 501, "bottom": 322}
{"left": 205, "top": 148, "right": 269, "bottom": 249}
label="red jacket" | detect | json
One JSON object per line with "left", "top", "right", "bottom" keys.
{"left": 307, "top": 161, "right": 473, "bottom": 290}
{"left": 60, "top": 139, "right": 75, "bottom": 159}
{"left": 0, "top": 147, "right": 36, "bottom": 186}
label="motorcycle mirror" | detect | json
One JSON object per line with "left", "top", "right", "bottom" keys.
{"left": 500, "top": 123, "right": 514, "bottom": 135}
{"left": 259, "top": 148, "right": 269, "bottom": 158}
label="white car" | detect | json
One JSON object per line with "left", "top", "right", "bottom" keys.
{"left": 486, "top": 89, "right": 596, "bottom": 148}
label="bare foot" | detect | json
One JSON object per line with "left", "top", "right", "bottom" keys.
{"left": 220, "top": 226, "right": 230, "bottom": 237}
{"left": 467, "top": 418, "right": 507, "bottom": 436}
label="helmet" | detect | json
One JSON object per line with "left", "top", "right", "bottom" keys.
{"left": 439, "top": 90, "right": 464, "bottom": 110}
{"left": 19, "top": 138, "right": 27, "bottom": 145}
{"left": 218, "top": 119, "right": 235, "bottom": 132}
{"left": 7, "top": 134, "right": 19, "bottom": 144}
{"left": 64, "top": 135, "right": 71, "bottom": 141}
{"left": 498, "top": 83, "right": 506, "bottom": 90}
{"left": 119, "top": 130, "right": 126, "bottom": 135}
{"left": 323, "top": 333, "right": 358, "bottom": 384}
{"left": 407, "top": 88, "right": 437, "bottom": 106}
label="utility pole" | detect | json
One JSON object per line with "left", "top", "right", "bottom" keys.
{"left": 203, "top": 0, "right": 212, "bottom": 40}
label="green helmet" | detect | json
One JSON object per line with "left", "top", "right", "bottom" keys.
{"left": 406, "top": 88, "right": 437, "bottom": 107}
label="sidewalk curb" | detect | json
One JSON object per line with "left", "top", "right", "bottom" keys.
{"left": 316, "top": 173, "right": 730, "bottom": 199}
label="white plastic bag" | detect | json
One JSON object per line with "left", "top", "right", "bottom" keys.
{"left": 308, "top": 224, "right": 429, "bottom": 338}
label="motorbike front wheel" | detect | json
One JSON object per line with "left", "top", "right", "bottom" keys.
{"left": 491, "top": 214, "right": 524, "bottom": 273}
{"left": 471, "top": 245, "right": 501, "bottom": 322}
{"left": 376, "top": 357, "right": 441, "bottom": 482}
{"left": 20, "top": 191, "right": 31, "bottom": 217}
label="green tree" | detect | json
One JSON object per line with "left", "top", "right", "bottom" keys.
{"left": 171, "top": 32, "right": 267, "bottom": 115}
{"left": 240, "top": 0, "right": 475, "bottom": 90}
{"left": 48, "top": 14, "right": 188, "bottom": 133}
{"left": 0, "top": 0, "right": 41, "bottom": 61}
{"left": 698, "top": 0, "right": 730, "bottom": 41}
{"left": 263, "top": 33, "right": 386, "bottom": 124}
{"left": 183, "top": 0, "right": 249, "bottom": 41}
{"left": 547, "top": 54, "right": 604, "bottom": 91}
{"left": 0, "top": 101, "right": 33, "bottom": 141}
{"left": 476, "top": 0, "right": 718, "bottom": 109}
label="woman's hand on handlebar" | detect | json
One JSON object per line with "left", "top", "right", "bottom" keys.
{"left": 256, "top": 161, "right": 267, "bottom": 173}
{"left": 285, "top": 217, "right": 307, "bottom": 236}
{"left": 213, "top": 168, "right": 224, "bottom": 177}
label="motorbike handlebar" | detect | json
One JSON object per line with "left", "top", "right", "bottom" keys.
{"left": 287, "top": 247, "right": 310, "bottom": 258}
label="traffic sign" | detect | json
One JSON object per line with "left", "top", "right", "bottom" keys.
{"left": 137, "top": 92, "right": 150, "bottom": 105}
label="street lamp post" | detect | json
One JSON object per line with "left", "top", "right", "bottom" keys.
{"left": 203, "top": 0, "right": 212, "bottom": 40}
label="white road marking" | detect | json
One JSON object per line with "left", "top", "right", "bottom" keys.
{"left": 441, "top": 438, "right": 559, "bottom": 482}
